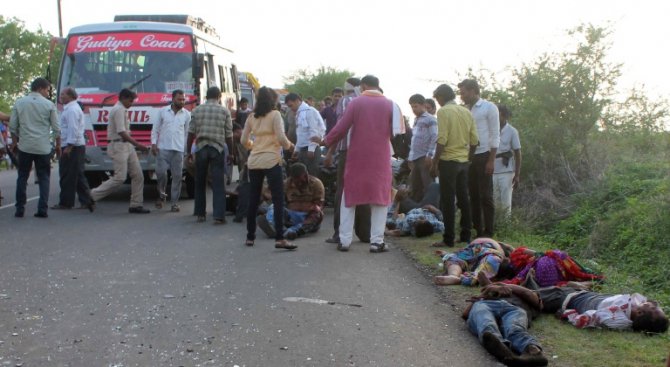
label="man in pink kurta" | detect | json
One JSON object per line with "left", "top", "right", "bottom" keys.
{"left": 324, "top": 75, "right": 394, "bottom": 253}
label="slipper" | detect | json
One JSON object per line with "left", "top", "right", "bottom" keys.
{"left": 275, "top": 240, "right": 297, "bottom": 250}
{"left": 431, "top": 241, "right": 454, "bottom": 248}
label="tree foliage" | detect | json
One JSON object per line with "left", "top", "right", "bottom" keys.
{"left": 0, "top": 16, "right": 59, "bottom": 111}
{"left": 283, "top": 66, "right": 354, "bottom": 101}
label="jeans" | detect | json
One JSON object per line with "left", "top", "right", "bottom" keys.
{"left": 438, "top": 160, "right": 472, "bottom": 245}
{"left": 467, "top": 300, "right": 539, "bottom": 355}
{"left": 58, "top": 145, "right": 92, "bottom": 207}
{"left": 246, "top": 164, "right": 285, "bottom": 241}
{"left": 16, "top": 150, "right": 51, "bottom": 215}
{"left": 194, "top": 145, "right": 226, "bottom": 219}
{"left": 266, "top": 204, "right": 324, "bottom": 237}
{"left": 469, "top": 152, "right": 495, "bottom": 237}
{"left": 156, "top": 149, "right": 184, "bottom": 204}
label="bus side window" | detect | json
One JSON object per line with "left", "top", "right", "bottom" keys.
{"left": 231, "top": 64, "right": 239, "bottom": 94}
{"left": 218, "top": 65, "right": 226, "bottom": 93}
{"left": 206, "top": 55, "right": 216, "bottom": 87}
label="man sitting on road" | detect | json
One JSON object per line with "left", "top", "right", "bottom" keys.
{"left": 257, "top": 163, "right": 325, "bottom": 240}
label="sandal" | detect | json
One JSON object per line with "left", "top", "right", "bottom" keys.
{"left": 431, "top": 241, "right": 454, "bottom": 248}
{"left": 245, "top": 239, "right": 254, "bottom": 247}
{"left": 369, "top": 242, "right": 388, "bottom": 253}
{"left": 275, "top": 240, "right": 297, "bottom": 250}
{"left": 336, "top": 243, "right": 350, "bottom": 252}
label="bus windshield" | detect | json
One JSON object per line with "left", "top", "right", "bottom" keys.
{"left": 60, "top": 32, "right": 195, "bottom": 96}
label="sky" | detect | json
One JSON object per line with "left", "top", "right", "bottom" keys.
{"left": 4, "top": 0, "right": 670, "bottom": 112}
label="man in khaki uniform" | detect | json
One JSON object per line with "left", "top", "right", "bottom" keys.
{"left": 91, "top": 88, "right": 150, "bottom": 213}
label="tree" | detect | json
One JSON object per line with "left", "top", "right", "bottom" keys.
{"left": 283, "top": 66, "right": 354, "bottom": 101}
{"left": 0, "top": 16, "right": 55, "bottom": 111}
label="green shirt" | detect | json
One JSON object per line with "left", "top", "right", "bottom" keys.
{"left": 189, "top": 100, "right": 232, "bottom": 153}
{"left": 9, "top": 92, "right": 60, "bottom": 155}
{"left": 436, "top": 101, "right": 479, "bottom": 162}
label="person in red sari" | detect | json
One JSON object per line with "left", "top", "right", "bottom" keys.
{"left": 504, "top": 247, "right": 603, "bottom": 287}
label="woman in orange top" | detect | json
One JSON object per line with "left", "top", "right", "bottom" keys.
{"left": 241, "top": 87, "right": 296, "bottom": 249}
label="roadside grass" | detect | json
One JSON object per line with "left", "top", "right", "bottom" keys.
{"left": 390, "top": 234, "right": 670, "bottom": 367}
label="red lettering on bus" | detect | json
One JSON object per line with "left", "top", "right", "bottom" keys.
{"left": 97, "top": 110, "right": 109, "bottom": 123}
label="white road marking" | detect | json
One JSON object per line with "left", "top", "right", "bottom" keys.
{"left": 283, "top": 297, "right": 362, "bottom": 307}
{"left": 0, "top": 196, "right": 39, "bottom": 210}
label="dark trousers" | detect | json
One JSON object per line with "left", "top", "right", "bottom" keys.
{"left": 409, "top": 156, "right": 433, "bottom": 202}
{"left": 332, "top": 150, "right": 371, "bottom": 243}
{"left": 16, "top": 149, "right": 51, "bottom": 215}
{"left": 247, "top": 164, "right": 285, "bottom": 241}
{"left": 58, "top": 145, "right": 92, "bottom": 207}
{"left": 398, "top": 182, "right": 440, "bottom": 214}
{"left": 194, "top": 145, "right": 226, "bottom": 219}
{"left": 297, "top": 147, "right": 321, "bottom": 177}
{"left": 234, "top": 166, "right": 250, "bottom": 221}
{"left": 439, "top": 160, "right": 472, "bottom": 245}
{"left": 469, "top": 152, "right": 495, "bottom": 237}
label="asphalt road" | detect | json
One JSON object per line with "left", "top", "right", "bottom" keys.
{"left": 0, "top": 167, "right": 497, "bottom": 367}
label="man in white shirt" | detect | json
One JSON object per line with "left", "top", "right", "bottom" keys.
{"left": 535, "top": 285, "right": 668, "bottom": 333}
{"left": 493, "top": 105, "right": 521, "bottom": 217}
{"left": 285, "top": 93, "right": 326, "bottom": 176}
{"left": 52, "top": 87, "right": 94, "bottom": 211}
{"left": 458, "top": 79, "right": 500, "bottom": 238}
{"left": 151, "top": 89, "right": 191, "bottom": 212}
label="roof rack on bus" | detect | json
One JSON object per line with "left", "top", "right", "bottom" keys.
{"left": 113, "top": 14, "right": 219, "bottom": 38}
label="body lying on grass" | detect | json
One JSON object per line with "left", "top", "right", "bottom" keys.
{"left": 462, "top": 283, "right": 548, "bottom": 367}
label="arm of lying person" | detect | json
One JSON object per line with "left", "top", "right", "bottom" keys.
{"left": 488, "top": 283, "right": 542, "bottom": 310}
{"left": 385, "top": 229, "right": 406, "bottom": 237}
{"left": 462, "top": 297, "right": 484, "bottom": 320}
{"left": 422, "top": 204, "right": 440, "bottom": 215}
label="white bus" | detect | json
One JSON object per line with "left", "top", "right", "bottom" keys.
{"left": 56, "top": 14, "right": 240, "bottom": 193}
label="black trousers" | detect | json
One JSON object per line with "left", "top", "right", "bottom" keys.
{"left": 439, "top": 160, "right": 472, "bottom": 245}
{"left": 469, "top": 152, "right": 495, "bottom": 237}
{"left": 58, "top": 145, "right": 92, "bottom": 207}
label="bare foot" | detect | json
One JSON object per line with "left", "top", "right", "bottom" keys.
{"left": 434, "top": 275, "right": 461, "bottom": 286}
{"left": 434, "top": 250, "right": 448, "bottom": 257}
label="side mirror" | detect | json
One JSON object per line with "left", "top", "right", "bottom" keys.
{"left": 193, "top": 54, "right": 204, "bottom": 79}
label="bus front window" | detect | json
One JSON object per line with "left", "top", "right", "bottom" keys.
{"left": 60, "top": 50, "right": 193, "bottom": 95}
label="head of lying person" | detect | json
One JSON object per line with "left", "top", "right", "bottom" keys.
{"left": 413, "top": 218, "right": 435, "bottom": 238}
{"left": 631, "top": 301, "right": 669, "bottom": 333}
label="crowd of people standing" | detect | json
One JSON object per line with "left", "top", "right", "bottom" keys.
{"left": 2, "top": 75, "right": 666, "bottom": 367}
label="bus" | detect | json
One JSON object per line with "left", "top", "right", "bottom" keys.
{"left": 56, "top": 14, "right": 240, "bottom": 193}
{"left": 238, "top": 71, "right": 259, "bottom": 109}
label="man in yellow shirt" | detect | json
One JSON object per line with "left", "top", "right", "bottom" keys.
{"left": 430, "top": 84, "right": 479, "bottom": 247}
